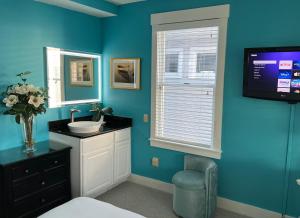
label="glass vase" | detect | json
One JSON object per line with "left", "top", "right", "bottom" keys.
{"left": 20, "top": 115, "right": 36, "bottom": 153}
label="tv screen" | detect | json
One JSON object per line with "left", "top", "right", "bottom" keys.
{"left": 243, "top": 47, "right": 300, "bottom": 102}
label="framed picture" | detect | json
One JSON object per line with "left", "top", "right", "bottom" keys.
{"left": 111, "top": 58, "right": 140, "bottom": 89}
{"left": 70, "top": 58, "right": 93, "bottom": 86}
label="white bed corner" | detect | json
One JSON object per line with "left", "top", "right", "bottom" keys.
{"left": 38, "top": 197, "right": 145, "bottom": 218}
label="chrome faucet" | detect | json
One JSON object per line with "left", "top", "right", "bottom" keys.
{"left": 70, "top": 109, "right": 81, "bottom": 123}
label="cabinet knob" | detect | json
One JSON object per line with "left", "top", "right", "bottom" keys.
{"left": 41, "top": 181, "right": 46, "bottom": 186}
{"left": 25, "top": 169, "right": 30, "bottom": 174}
{"left": 54, "top": 160, "right": 59, "bottom": 164}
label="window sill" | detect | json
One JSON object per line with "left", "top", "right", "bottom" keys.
{"left": 150, "top": 138, "right": 222, "bottom": 159}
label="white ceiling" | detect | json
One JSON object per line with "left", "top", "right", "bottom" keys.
{"left": 105, "top": 0, "right": 145, "bottom": 5}
{"left": 36, "top": 0, "right": 116, "bottom": 17}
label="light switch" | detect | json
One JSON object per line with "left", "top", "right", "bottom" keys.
{"left": 143, "top": 114, "right": 149, "bottom": 123}
{"left": 152, "top": 157, "right": 159, "bottom": 167}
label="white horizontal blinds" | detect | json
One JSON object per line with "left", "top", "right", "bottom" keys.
{"left": 155, "top": 26, "right": 219, "bottom": 148}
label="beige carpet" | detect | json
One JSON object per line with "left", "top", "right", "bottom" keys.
{"left": 97, "top": 182, "right": 252, "bottom": 218}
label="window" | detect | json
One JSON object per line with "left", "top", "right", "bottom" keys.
{"left": 165, "top": 54, "right": 179, "bottom": 73}
{"left": 150, "top": 5, "right": 229, "bottom": 159}
{"left": 197, "top": 53, "right": 217, "bottom": 73}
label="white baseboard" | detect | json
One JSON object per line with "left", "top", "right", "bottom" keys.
{"left": 128, "top": 174, "right": 295, "bottom": 218}
{"left": 217, "top": 197, "right": 293, "bottom": 218}
{"left": 128, "top": 174, "right": 173, "bottom": 193}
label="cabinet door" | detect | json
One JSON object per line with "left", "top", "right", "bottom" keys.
{"left": 82, "top": 148, "right": 113, "bottom": 197}
{"left": 114, "top": 128, "right": 131, "bottom": 184}
{"left": 81, "top": 134, "right": 114, "bottom": 198}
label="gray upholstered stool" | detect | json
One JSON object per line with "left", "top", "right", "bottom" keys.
{"left": 172, "top": 155, "right": 218, "bottom": 218}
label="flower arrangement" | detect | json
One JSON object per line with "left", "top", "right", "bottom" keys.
{"left": 2, "top": 71, "right": 47, "bottom": 152}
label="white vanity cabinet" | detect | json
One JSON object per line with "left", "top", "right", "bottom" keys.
{"left": 49, "top": 127, "right": 131, "bottom": 198}
{"left": 114, "top": 128, "right": 131, "bottom": 185}
{"left": 81, "top": 133, "right": 114, "bottom": 198}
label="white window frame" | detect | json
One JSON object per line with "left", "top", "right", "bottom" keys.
{"left": 150, "top": 5, "right": 229, "bottom": 159}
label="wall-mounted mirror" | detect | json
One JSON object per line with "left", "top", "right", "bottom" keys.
{"left": 45, "top": 47, "right": 101, "bottom": 108}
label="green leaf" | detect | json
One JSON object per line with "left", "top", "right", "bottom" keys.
{"left": 15, "top": 115, "right": 20, "bottom": 124}
{"left": 16, "top": 71, "right": 31, "bottom": 77}
{"left": 13, "top": 104, "right": 26, "bottom": 113}
{"left": 3, "top": 110, "right": 10, "bottom": 115}
{"left": 3, "top": 110, "right": 16, "bottom": 115}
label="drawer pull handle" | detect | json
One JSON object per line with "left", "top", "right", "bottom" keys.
{"left": 41, "top": 198, "right": 46, "bottom": 203}
{"left": 41, "top": 181, "right": 46, "bottom": 186}
{"left": 25, "top": 169, "right": 30, "bottom": 174}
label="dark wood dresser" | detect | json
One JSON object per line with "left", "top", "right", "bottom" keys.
{"left": 0, "top": 141, "right": 71, "bottom": 218}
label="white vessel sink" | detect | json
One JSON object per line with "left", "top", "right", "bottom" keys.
{"left": 68, "top": 121, "right": 104, "bottom": 134}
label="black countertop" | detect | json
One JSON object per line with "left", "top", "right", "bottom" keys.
{"left": 0, "top": 141, "right": 71, "bottom": 166}
{"left": 48, "top": 115, "right": 132, "bottom": 139}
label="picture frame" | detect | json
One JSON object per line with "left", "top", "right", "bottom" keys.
{"left": 70, "top": 58, "right": 93, "bottom": 86}
{"left": 110, "top": 58, "right": 140, "bottom": 90}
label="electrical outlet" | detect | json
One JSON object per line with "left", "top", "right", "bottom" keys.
{"left": 152, "top": 157, "right": 159, "bottom": 167}
{"left": 297, "top": 179, "right": 300, "bottom": 186}
{"left": 143, "top": 114, "right": 149, "bottom": 123}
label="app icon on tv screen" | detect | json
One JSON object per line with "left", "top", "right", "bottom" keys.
{"left": 291, "top": 79, "right": 300, "bottom": 88}
{"left": 293, "top": 70, "right": 300, "bottom": 77}
{"left": 278, "top": 71, "right": 292, "bottom": 79}
{"left": 277, "top": 79, "right": 291, "bottom": 88}
{"left": 279, "top": 60, "right": 293, "bottom": 70}
{"left": 293, "top": 61, "right": 300, "bottom": 69}
{"left": 277, "top": 87, "right": 290, "bottom": 93}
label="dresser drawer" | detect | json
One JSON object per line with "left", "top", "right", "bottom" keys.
{"left": 13, "top": 166, "right": 67, "bottom": 200}
{"left": 11, "top": 160, "right": 40, "bottom": 181}
{"left": 11, "top": 183, "right": 68, "bottom": 218}
{"left": 39, "top": 182, "right": 68, "bottom": 208}
{"left": 43, "top": 152, "right": 67, "bottom": 171}
{"left": 43, "top": 166, "right": 67, "bottom": 186}
{"left": 13, "top": 174, "right": 41, "bottom": 200}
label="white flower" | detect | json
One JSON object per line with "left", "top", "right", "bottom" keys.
{"left": 27, "top": 84, "right": 39, "bottom": 93}
{"left": 3, "top": 95, "right": 19, "bottom": 107}
{"left": 15, "top": 85, "right": 29, "bottom": 95}
{"left": 28, "top": 95, "right": 45, "bottom": 108}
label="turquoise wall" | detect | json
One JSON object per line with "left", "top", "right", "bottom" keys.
{"left": 0, "top": 0, "right": 102, "bottom": 150}
{"left": 102, "top": 0, "right": 300, "bottom": 216}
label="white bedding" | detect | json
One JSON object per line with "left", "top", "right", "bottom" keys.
{"left": 38, "top": 197, "right": 145, "bottom": 218}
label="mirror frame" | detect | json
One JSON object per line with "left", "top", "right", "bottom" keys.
{"left": 45, "top": 47, "right": 102, "bottom": 108}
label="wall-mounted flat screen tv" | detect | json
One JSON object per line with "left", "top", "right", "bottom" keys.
{"left": 243, "top": 47, "right": 300, "bottom": 102}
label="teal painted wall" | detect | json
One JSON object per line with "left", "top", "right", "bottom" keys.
{"left": 0, "top": 0, "right": 102, "bottom": 150}
{"left": 64, "top": 55, "right": 99, "bottom": 101}
{"left": 102, "top": 0, "right": 300, "bottom": 216}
